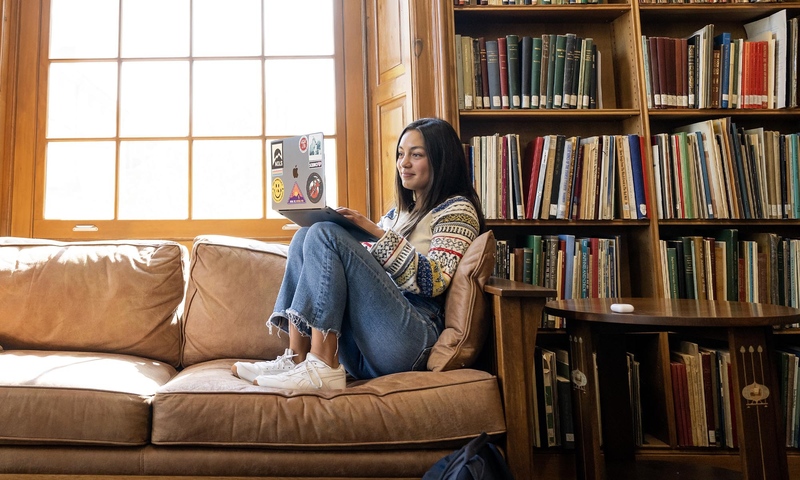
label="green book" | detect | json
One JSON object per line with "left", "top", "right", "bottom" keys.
{"left": 527, "top": 234, "right": 543, "bottom": 285}
{"left": 560, "top": 33, "right": 577, "bottom": 109}
{"left": 506, "top": 35, "right": 521, "bottom": 109}
{"left": 530, "top": 37, "right": 543, "bottom": 109}
{"left": 666, "top": 245, "right": 679, "bottom": 298}
{"left": 545, "top": 34, "right": 558, "bottom": 109}
{"left": 579, "top": 37, "right": 594, "bottom": 109}
{"left": 552, "top": 34, "right": 568, "bottom": 108}
{"left": 522, "top": 247, "right": 533, "bottom": 284}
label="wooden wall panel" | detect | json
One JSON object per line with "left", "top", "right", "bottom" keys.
{"left": 366, "top": 0, "right": 411, "bottom": 220}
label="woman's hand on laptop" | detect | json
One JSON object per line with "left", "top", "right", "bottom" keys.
{"left": 336, "top": 208, "right": 385, "bottom": 240}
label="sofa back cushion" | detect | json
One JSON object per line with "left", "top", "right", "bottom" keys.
{"left": 181, "top": 235, "right": 290, "bottom": 367}
{"left": 428, "top": 230, "right": 496, "bottom": 371}
{"left": 0, "top": 238, "right": 187, "bottom": 367}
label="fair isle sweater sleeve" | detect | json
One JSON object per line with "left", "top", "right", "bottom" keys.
{"left": 369, "top": 197, "right": 480, "bottom": 297}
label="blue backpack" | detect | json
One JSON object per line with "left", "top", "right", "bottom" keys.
{"left": 423, "top": 432, "right": 514, "bottom": 480}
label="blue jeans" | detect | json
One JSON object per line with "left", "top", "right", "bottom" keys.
{"left": 269, "top": 222, "right": 444, "bottom": 380}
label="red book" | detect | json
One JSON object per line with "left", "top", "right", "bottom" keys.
{"left": 497, "top": 36, "right": 510, "bottom": 109}
{"left": 727, "top": 362, "right": 739, "bottom": 448}
{"left": 524, "top": 137, "right": 545, "bottom": 219}
{"left": 648, "top": 37, "right": 662, "bottom": 108}
{"left": 759, "top": 40, "right": 768, "bottom": 109}
{"left": 478, "top": 37, "right": 490, "bottom": 108}
{"left": 677, "top": 361, "right": 693, "bottom": 446}
{"left": 670, "top": 363, "right": 687, "bottom": 446}
{"left": 680, "top": 38, "right": 689, "bottom": 108}
{"left": 700, "top": 351, "right": 717, "bottom": 446}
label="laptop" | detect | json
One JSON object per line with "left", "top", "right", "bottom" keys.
{"left": 269, "top": 133, "right": 377, "bottom": 242}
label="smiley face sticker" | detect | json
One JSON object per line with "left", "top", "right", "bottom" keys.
{"left": 272, "top": 178, "right": 285, "bottom": 204}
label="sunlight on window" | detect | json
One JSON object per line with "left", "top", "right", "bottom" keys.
{"left": 49, "top": 0, "right": 118, "bottom": 59}
{"left": 45, "top": 142, "right": 116, "bottom": 220}
{"left": 121, "top": 0, "right": 189, "bottom": 58}
{"left": 192, "top": 140, "right": 263, "bottom": 219}
{"left": 119, "top": 141, "right": 189, "bottom": 220}
{"left": 193, "top": 60, "right": 263, "bottom": 137}
{"left": 120, "top": 61, "right": 189, "bottom": 137}
{"left": 264, "top": 0, "right": 334, "bottom": 56}
{"left": 44, "top": 0, "right": 337, "bottom": 223}
{"left": 193, "top": 0, "right": 262, "bottom": 57}
{"left": 264, "top": 59, "right": 336, "bottom": 136}
{"left": 47, "top": 62, "right": 117, "bottom": 139}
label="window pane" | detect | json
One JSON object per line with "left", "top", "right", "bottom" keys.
{"left": 264, "top": 0, "right": 333, "bottom": 56}
{"left": 49, "top": 0, "right": 119, "bottom": 59}
{"left": 121, "top": 0, "right": 189, "bottom": 58}
{"left": 44, "top": 142, "right": 116, "bottom": 220}
{"left": 119, "top": 141, "right": 189, "bottom": 219}
{"left": 193, "top": 60, "right": 263, "bottom": 136}
{"left": 47, "top": 62, "right": 117, "bottom": 139}
{"left": 264, "top": 59, "right": 335, "bottom": 136}
{"left": 267, "top": 138, "right": 336, "bottom": 219}
{"left": 193, "top": 0, "right": 262, "bottom": 57}
{"left": 192, "top": 140, "right": 263, "bottom": 219}
{"left": 120, "top": 61, "right": 189, "bottom": 137}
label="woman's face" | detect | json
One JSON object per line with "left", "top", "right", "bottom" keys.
{"left": 396, "top": 129, "right": 431, "bottom": 200}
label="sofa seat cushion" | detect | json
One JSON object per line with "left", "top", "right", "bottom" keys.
{"left": 152, "top": 359, "right": 505, "bottom": 449}
{"left": 0, "top": 350, "right": 177, "bottom": 446}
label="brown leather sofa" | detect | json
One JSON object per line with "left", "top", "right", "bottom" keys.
{"left": 0, "top": 232, "right": 547, "bottom": 479}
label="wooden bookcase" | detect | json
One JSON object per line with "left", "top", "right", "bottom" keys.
{"left": 436, "top": 0, "right": 800, "bottom": 478}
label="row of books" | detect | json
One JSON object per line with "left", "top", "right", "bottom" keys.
{"left": 494, "top": 234, "right": 622, "bottom": 328}
{"left": 532, "top": 346, "right": 576, "bottom": 448}
{"left": 639, "top": 0, "right": 791, "bottom": 6}
{"left": 777, "top": 347, "right": 800, "bottom": 448}
{"left": 651, "top": 118, "right": 800, "bottom": 220}
{"left": 670, "top": 340, "right": 738, "bottom": 448}
{"left": 455, "top": 33, "right": 601, "bottom": 111}
{"left": 658, "top": 231, "right": 800, "bottom": 310}
{"left": 468, "top": 133, "right": 648, "bottom": 221}
{"left": 455, "top": 0, "right": 602, "bottom": 6}
{"left": 642, "top": 11, "right": 799, "bottom": 109}
{"left": 530, "top": 346, "right": 644, "bottom": 449}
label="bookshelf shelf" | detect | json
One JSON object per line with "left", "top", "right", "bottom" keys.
{"left": 455, "top": 4, "right": 631, "bottom": 22}
{"left": 437, "top": 1, "right": 799, "bottom": 478}
{"left": 460, "top": 108, "right": 641, "bottom": 120}
{"left": 638, "top": 3, "right": 800, "bottom": 23}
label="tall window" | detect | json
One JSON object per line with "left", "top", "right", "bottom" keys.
{"left": 38, "top": 0, "right": 344, "bottom": 239}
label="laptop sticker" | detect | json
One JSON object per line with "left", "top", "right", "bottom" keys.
{"left": 306, "top": 172, "right": 323, "bottom": 204}
{"left": 298, "top": 135, "right": 308, "bottom": 154}
{"left": 288, "top": 182, "right": 306, "bottom": 204}
{"left": 271, "top": 142, "right": 284, "bottom": 176}
{"left": 272, "top": 178, "right": 285, "bottom": 204}
{"left": 308, "top": 133, "right": 323, "bottom": 168}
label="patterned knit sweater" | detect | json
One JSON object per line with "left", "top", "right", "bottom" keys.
{"left": 368, "top": 196, "right": 480, "bottom": 298}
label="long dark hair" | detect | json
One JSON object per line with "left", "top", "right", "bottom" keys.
{"left": 393, "top": 118, "right": 486, "bottom": 236}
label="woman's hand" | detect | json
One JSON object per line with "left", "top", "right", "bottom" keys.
{"left": 336, "top": 208, "right": 385, "bottom": 240}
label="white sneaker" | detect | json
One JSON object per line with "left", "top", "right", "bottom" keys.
{"left": 254, "top": 353, "right": 346, "bottom": 390}
{"left": 231, "top": 348, "right": 297, "bottom": 383}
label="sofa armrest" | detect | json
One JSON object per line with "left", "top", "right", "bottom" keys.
{"left": 484, "top": 278, "right": 555, "bottom": 480}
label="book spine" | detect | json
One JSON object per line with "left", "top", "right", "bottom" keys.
{"left": 485, "top": 40, "right": 502, "bottom": 109}
{"left": 498, "top": 36, "right": 510, "bottom": 109}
